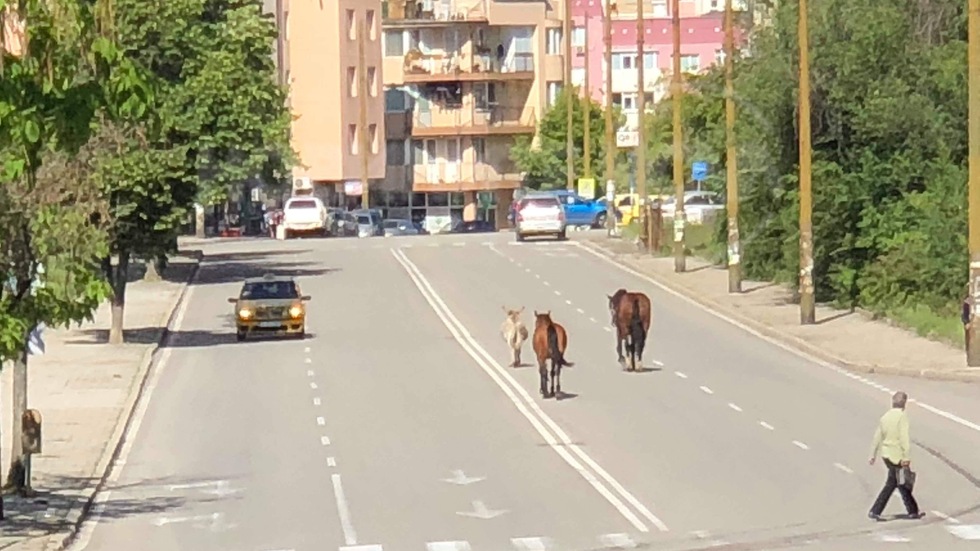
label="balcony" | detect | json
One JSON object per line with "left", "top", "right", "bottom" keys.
{"left": 403, "top": 51, "right": 534, "bottom": 83}
{"left": 413, "top": 161, "right": 522, "bottom": 192}
{"left": 383, "top": 0, "right": 489, "bottom": 27}
{"left": 412, "top": 106, "right": 536, "bottom": 137}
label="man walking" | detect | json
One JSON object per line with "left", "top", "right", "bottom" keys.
{"left": 868, "top": 391, "right": 924, "bottom": 521}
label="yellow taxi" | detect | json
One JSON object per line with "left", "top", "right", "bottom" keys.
{"left": 229, "top": 274, "right": 310, "bottom": 341}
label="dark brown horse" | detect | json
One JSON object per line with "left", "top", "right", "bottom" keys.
{"left": 607, "top": 289, "right": 651, "bottom": 371}
{"left": 532, "top": 311, "right": 574, "bottom": 398}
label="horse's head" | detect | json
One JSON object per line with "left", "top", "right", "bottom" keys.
{"left": 607, "top": 289, "right": 628, "bottom": 324}
{"left": 533, "top": 310, "right": 553, "bottom": 328}
{"left": 503, "top": 305, "right": 525, "bottom": 322}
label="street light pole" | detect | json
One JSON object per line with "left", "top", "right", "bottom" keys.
{"left": 724, "top": 0, "right": 741, "bottom": 293}
{"left": 671, "top": 0, "right": 686, "bottom": 272}
{"left": 968, "top": 0, "right": 980, "bottom": 364}
{"left": 798, "top": 0, "right": 815, "bottom": 324}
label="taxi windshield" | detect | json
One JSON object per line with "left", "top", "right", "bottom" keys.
{"left": 241, "top": 281, "right": 298, "bottom": 300}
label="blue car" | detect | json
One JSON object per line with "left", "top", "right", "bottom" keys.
{"left": 547, "top": 189, "right": 620, "bottom": 228}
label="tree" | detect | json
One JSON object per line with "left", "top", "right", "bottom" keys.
{"left": 0, "top": 0, "right": 150, "bottom": 497}
{"left": 510, "top": 87, "right": 616, "bottom": 192}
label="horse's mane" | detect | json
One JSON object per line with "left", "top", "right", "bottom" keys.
{"left": 610, "top": 288, "right": 628, "bottom": 307}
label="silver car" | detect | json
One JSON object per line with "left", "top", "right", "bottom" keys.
{"left": 383, "top": 218, "right": 420, "bottom": 237}
{"left": 515, "top": 194, "right": 566, "bottom": 242}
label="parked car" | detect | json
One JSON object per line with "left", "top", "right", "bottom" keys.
{"left": 514, "top": 193, "right": 566, "bottom": 242}
{"left": 383, "top": 218, "right": 420, "bottom": 237}
{"left": 660, "top": 191, "right": 724, "bottom": 224}
{"left": 452, "top": 220, "right": 496, "bottom": 234}
{"left": 282, "top": 197, "right": 328, "bottom": 238}
{"left": 352, "top": 208, "right": 383, "bottom": 237}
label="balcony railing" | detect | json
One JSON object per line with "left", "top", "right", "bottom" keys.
{"left": 383, "top": 0, "right": 489, "bottom": 24}
{"left": 403, "top": 52, "right": 534, "bottom": 81}
{"left": 411, "top": 106, "right": 536, "bottom": 136}
{"left": 413, "top": 161, "right": 522, "bottom": 186}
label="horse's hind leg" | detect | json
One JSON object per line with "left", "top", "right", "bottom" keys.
{"left": 538, "top": 360, "right": 549, "bottom": 397}
{"left": 550, "top": 361, "right": 558, "bottom": 397}
{"left": 616, "top": 334, "right": 625, "bottom": 364}
{"left": 554, "top": 362, "right": 562, "bottom": 397}
{"left": 514, "top": 346, "right": 522, "bottom": 367}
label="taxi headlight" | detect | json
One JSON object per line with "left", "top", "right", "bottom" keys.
{"left": 238, "top": 308, "right": 253, "bottom": 320}
{"left": 289, "top": 305, "right": 304, "bottom": 318}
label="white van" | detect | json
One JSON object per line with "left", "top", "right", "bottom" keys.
{"left": 282, "top": 197, "right": 328, "bottom": 238}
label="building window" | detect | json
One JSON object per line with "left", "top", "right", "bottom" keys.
{"left": 385, "top": 89, "right": 407, "bottom": 112}
{"left": 368, "top": 67, "right": 377, "bottom": 96}
{"left": 645, "top": 92, "right": 655, "bottom": 105}
{"left": 347, "top": 66, "right": 357, "bottom": 97}
{"left": 652, "top": 0, "right": 668, "bottom": 16}
{"left": 473, "top": 82, "right": 496, "bottom": 110}
{"left": 347, "top": 9, "right": 356, "bottom": 40}
{"left": 681, "top": 54, "right": 700, "bottom": 72}
{"left": 472, "top": 138, "right": 486, "bottom": 164}
{"left": 612, "top": 53, "right": 636, "bottom": 70}
{"left": 348, "top": 124, "right": 358, "bottom": 155}
{"left": 571, "top": 27, "right": 586, "bottom": 47}
{"left": 387, "top": 140, "right": 406, "bottom": 165}
{"left": 284, "top": 10, "right": 289, "bottom": 40}
{"left": 710, "top": 0, "right": 720, "bottom": 9}
{"left": 369, "top": 124, "right": 379, "bottom": 154}
{"left": 715, "top": 49, "right": 725, "bottom": 65}
{"left": 546, "top": 28, "right": 561, "bottom": 55}
{"left": 620, "top": 93, "right": 637, "bottom": 111}
{"left": 644, "top": 52, "right": 657, "bottom": 69}
{"left": 366, "top": 9, "right": 376, "bottom": 40}
{"left": 612, "top": 93, "right": 622, "bottom": 107}
{"left": 384, "top": 30, "right": 404, "bottom": 56}
{"left": 547, "top": 81, "right": 562, "bottom": 106}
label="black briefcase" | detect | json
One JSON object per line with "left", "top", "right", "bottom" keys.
{"left": 898, "top": 466, "right": 917, "bottom": 490}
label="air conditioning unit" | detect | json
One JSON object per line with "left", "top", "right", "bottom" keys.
{"left": 292, "top": 176, "right": 313, "bottom": 195}
{"left": 575, "top": 45, "right": 586, "bottom": 55}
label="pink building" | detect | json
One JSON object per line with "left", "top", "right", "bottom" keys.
{"left": 569, "top": 0, "right": 745, "bottom": 129}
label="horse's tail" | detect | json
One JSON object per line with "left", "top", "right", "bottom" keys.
{"left": 547, "top": 324, "right": 574, "bottom": 367}
{"left": 629, "top": 297, "right": 646, "bottom": 351}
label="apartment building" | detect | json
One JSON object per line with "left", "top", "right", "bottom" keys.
{"left": 381, "top": 0, "right": 564, "bottom": 229}
{"left": 572, "top": 0, "right": 745, "bottom": 129}
{"left": 282, "top": 0, "right": 387, "bottom": 206}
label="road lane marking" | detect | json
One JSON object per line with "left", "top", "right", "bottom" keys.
{"left": 327, "top": 457, "right": 337, "bottom": 467}
{"left": 565, "top": 299, "right": 572, "bottom": 305}
{"left": 728, "top": 403, "right": 742, "bottom": 412}
{"left": 589, "top": 317, "right": 597, "bottom": 323}
{"left": 834, "top": 463, "right": 853, "bottom": 474}
{"left": 321, "top": 436, "right": 331, "bottom": 446}
{"left": 948, "top": 525, "right": 980, "bottom": 539}
{"left": 305, "top": 347, "right": 311, "bottom": 353}
{"left": 317, "top": 416, "right": 326, "bottom": 426}
{"left": 313, "top": 397, "right": 322, "bottom": 406}
{"left": 554, "top": 290, "right": 562, "bottom": 296}
{"left": 932, "top": 510, "right": 959, "bottom": 523}
{"left": 598, "top": 533, "right": 637, "bottom": 549}
{"left": 603, "top": 327, "right": 612, "bottom": 332}
{"left": 310, "top": 382, "right": 318, "bottom": 389}
{"left": 535, "top": 274, "right": 541, "bottom": 279}
{"left": 675, "top": 371, "right": 688, "bottom": 379}
{"left": 792, "top": 440, "right": 809, "bottom": 450}
{"left": 873, "top": 532, "right": 910, "bottom": 543}
{"left": 307, "top": 370, "right": 315, "bottom": 377}
{"left": 305, "top": 358, "right": 312, "bottom": 364}
{"left": 340, "top": 545, "right": 382, "bottom": 551}
{"left": 525, "top": 268, "right": 531, "bottom": 273}
{"left": 426, "top": 542, "right": 471, "bottom": 551}
{"left": 511, "top": 537, "right": 555, "bottom": 551}
{"left": 577, "top": 308, "right": 585, "bottom": 314}
{"left": 392, "top": 249, "right": 664, "bottom": 533}
{"left": 331, "top": 474, "right": 357, "bottom": 544}
{"left": 573, "top": 241, "right": 980, "bottom": 436}
{"left": 760, "top": 421, "right": 775, "bottom": 430}
{"left": 699, "top": 386, "right": 714, "bottom": 395}
{"left": 543, "top": 281, "right": 551, "bottom": 286}
{"left": 652, "top": 360, "right": 665, "bottom": 366}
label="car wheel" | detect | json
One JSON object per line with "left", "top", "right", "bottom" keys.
{"left": 236, "top": 329, "right": 246, "bottom": 342}
{"left": 516, "top": 232, "right": 525, "bottom": 242}
{"left": 595, "top": 212, "right": 607, "bottom": 229}
{"left": 557, "top": 229, "right": 567, "bottom": 241}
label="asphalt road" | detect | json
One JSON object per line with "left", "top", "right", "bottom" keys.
{"left": 72, "top": 231, "right": 980, "bottom": 551}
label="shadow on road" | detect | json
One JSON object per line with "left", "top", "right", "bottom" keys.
{"left": 193, "top": 258, "right": 340, "bottom": 286}
{"left": 68, "top": 327, "right": 319, "bottom": 349}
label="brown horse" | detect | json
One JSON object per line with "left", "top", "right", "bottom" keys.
{"left": 607, "top": 289, "right": 652, "bottom": 371}
{"left": 532, "top": 311, "right": 574, "bottom": 398}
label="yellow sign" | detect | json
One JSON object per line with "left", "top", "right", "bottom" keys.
{"left": 577, "top": 178, "right": 596, "bottom": 200}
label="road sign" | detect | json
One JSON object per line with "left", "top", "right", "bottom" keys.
{"left": 616, "top": 130, "right": 639, "bottom": 148}
{"left": 577, "top": 178, "right": 596, "bottom": 200}
{"left": 343, "top": 180, "right": 363, "bottom": 196}
{"left": 692, "top": 161, "right": 709, "bottom": 181}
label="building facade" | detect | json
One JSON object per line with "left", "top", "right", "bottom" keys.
{"left": 380, "top": 0, "right": 566, "bottom": 229}
{"left": 281, "top": 0, "right": 387, "bottom": 207}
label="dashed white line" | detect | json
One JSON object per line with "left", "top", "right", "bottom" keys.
{"left": 307, "top": 369, "right": 315, "bottom": 377}
{"left": 313, "top": 397, "right": 322, "bottom": 406}
{"left": 833, "top": 462, "right": 853, "bottom": 474}
{"left": 699, "top": 386, "right": 714, "bottom": 395}
{"left": 327, "top": 457, "right": 337, "bottom": 467}
{"left": 728, "top": 403, "right": 742, "bottom": 412}
{"left": 577, "top": 308, "right": 585, "bottom": 314}
{"left": 525, "top": 268, "right": 531, "bottom": 273}
{"left": 317, "top": 416, "right": 326, "bottom": 426}
{"left": 589, "top": 317, "right": 597, "bottom": 323}
{"left": 554, "top": 290, "right": 562, "bottom": 296}
{"left": 603, "top": 326, "right": 612, "bottom": 332}
{"left": 426, "top": 542, "right": 471, "bottom": 551}
{"left": 543, "top": 281, "right": 551, "bottom": 286}
{"left": 792, "top": 440, "right": 809, "bottom": 450}
{"left": 651, "top": 360, "right": 664, "bottom": 366}
{"left": 598, "top": 533, "right": 636, "bottom": 549}
{"left": 675, "top": 371, "right": 688, "bottom": 379}
{"left": 310, "top": 382, "right": 318, "bottom": 390}
{"left": 535, "top": 274, "right": 541, "bottom": 279}
{"left": 331, "top": 474, "right": 357, "bottom": 545}
{"left": 304, "top": 347, "right": 311, "bottom": 353}
{"left": 565, "top": 299, "right": 572, "bottom": 305}
{"left": 321, "top": 436, "right": 332, "bottom": 446}
{"left": 305, "top": 358, "right": 312, "bottom": 364}
{"left": 759, "top": 421, "right": 775, "bottom": 430}
{"left": 511, "top": 537, "right": 555, "bottom": 551}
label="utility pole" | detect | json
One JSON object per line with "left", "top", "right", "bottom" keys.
{"left": 583, "top": 13, "right": 591, "bottom": 178}
{"left": 565, "top": 0, "right": 575, "bottom": 190}
{"left": 798, "top": 0, "right": 814, "bottom": 324}
{"left": 968, "top": 0, "right": 980, "bottom": 364}
{"left": 604, "top": 0, "right": 616, "bottom": 235}
{"left": 724, "top": 0, "right": 741, "bottom": 293}
{"left": 671, "top": 0, "right": 686, "bottom": 272}
{"left": 358, "top": 12, "right": 371, "bottom": 209}
{"left": 636, "top": 0, "right": 650, "bottom": 250}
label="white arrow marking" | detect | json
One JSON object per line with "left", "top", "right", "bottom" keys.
{"left": 442, "top": 470, "right": 485, "bottom": 485}
{"left": 456, "top": 500, "right": 507, "bottom": 519}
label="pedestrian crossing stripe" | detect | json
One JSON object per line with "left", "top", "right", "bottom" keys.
{"left": 947, "top": 524, "right": 980, "bottom": 540}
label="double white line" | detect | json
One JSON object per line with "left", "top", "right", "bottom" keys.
{"left": 391, "top": 249, "right": 668, "bottom": 533}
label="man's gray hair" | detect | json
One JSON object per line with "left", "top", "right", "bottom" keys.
{"left": 892, "top": 391, "right": 908, "bottom": 408}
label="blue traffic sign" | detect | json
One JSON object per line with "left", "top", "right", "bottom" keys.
{"left": 692, "top": 161, "right": 709, "bottom": 181}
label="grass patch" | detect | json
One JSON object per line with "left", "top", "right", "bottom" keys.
{"left": 881, "top": 304, "right": 963, "bottom": 347}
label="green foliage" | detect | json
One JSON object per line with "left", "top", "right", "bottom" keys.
{"left": 510, "top": 87, "right": 616, "bottom": 192}
{"left": 645, "top": 0, "right": 969, "bottom": 335}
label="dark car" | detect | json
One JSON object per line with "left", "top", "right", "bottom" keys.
{"left": 452, "top": 220, "right": 496, "bottom": 234}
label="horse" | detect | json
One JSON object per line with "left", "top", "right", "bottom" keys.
{"left": 500, "top": 306, "right": 529, "bottom": 367}
{"left": 607, "top": 289, "right": 652, "bottom": 371}
{"left": 532, "top": 311, "right": 574, "bottom": 398}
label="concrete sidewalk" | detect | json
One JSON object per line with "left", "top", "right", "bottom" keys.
{"left": 0, "top": 251, "right": 201, "bottom": 551}
{"left": 577, "top": 234, "right": 980, "bottom": 384}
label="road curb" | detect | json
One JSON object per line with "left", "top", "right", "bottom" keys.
{"left": 52, "top": 249, "right": 205, "bottom": 551}
{"left": 578, "top": 240, "right": 980, "bottom": 385}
